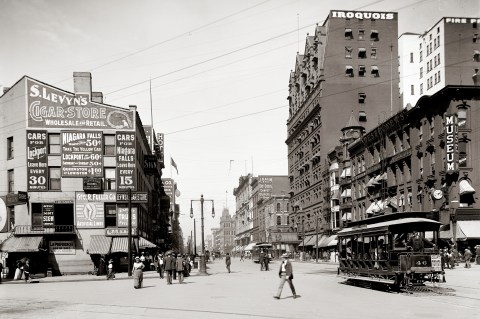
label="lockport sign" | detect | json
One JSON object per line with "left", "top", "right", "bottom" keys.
{"left": 26, "top": 130, "right": 48, "bottom": 191}
{"left": 26, "top": 78, "right": 135, "bottom": 130}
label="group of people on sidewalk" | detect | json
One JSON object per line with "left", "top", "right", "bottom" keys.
{"left": 132, "top": 251, "right": 193, "bottom": 289}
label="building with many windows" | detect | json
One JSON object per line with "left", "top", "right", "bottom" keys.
{"left": 399, "top": 17, "right": 480, "bottom": 108}
{"left": 0, "top": 73, "right": 169, "bottom": 276}
{"left": 286, "top": 10, "right": 400, "bottom": 248}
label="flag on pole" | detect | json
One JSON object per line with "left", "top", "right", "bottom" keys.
{"left": 171, "top": 157, "right": 178, "bottom": 174}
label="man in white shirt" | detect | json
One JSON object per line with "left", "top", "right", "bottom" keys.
{"left": 274, "top": 253, "right": 296, "bottom": 299}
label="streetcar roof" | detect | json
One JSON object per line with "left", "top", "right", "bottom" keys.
{"left": 337, "top": 217, "right": 441, "bottom": 236}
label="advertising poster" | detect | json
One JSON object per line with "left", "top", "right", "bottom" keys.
{"left": 117, "top": 207, "right": 138, "bottom": 227}
{"left": 61, "top": 131, "right": 103, "bottom": 177}
{"left": 116, "top": 132, "right": 137, "bottom": 190}
{"left": 26, "top": 130, "right": 48, "bottom": 191}
{"left": 75, "top": 192, "right": 115, "bottom": 228}
{"left": 258, "top": 176, "right": 273, "bottom": 199}
{"left": 42, "top": 203, "right": 55, "bottom": 227}
{"left": 26, "top": 78, "right": 135, "bottom": 130}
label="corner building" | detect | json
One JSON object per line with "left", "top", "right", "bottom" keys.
{"left": 0, "top": 73, "right": 168, "bottom": 276}
{"left": 286, "top": 10, "right": 400, "bottom": 242}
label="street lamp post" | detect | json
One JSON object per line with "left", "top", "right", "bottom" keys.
{"left": 191, "top": 194, "right": 215, "bottom": 275}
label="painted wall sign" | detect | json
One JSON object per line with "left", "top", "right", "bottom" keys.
{"left": 26, "top": 130, "right": 48, "bottom": 191}
{"left": 117, "top": 207, "right": 138, "bottom": 227}
{"left": 259, "top": 177, "right": 273, "bottom": 199}
{"left": 331, "top": 11, "right": 395, "bottom": 20}
{"left": 116, "top": 132, "right": 137, "bottom": 190}
{"left": 445, "top": 114, "right": 458, "bottom": 173}
{"left": 49, "top": 241, "right": 75, "bottom": 254}
{"left": 61, "top": 131, "right": 103, "bottom": 177}
{"left": 105, "top": 227, "right": 137, "bottom": 236}
{"left": 445, "top": 17, "right": 480, "bottom": 24}
{"left": 26, "top": 78, "right": 135, "bottom": 130}
{"left": 74, "top": 192, "right": 115, "bottom": 228}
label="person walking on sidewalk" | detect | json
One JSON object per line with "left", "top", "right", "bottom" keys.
{"left": 464, "top": 247, "right": 472, "bottom": 268}
{"left": 274, "top": 253, "right": 296, "bottom": 300}
{"left": 23, "top": 260, "right": 31, "bottom": 283}
{"left": 164, "top": 252, "right": 175, "bottom": 285}
{"left": 106, "top": 259, "right": 115, "bottom": 280}
{"left": 157, "top": 253, "right": 165, "bottom": 279}
{"left": 240, "top": 251, "right": 244, "bottom": 261}
{"left": 132, "top": 256, "right": 145, "bottom": 289}
{"left": 225, "top": 253, "right": 231, "bottom": 273}
{"left": 175, "top": 254, "right": 185, "bottom": 284}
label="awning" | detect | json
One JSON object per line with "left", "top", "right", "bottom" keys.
{"left": 331, "top": 189, "right": 340, "bottom": 200}
{"left": 88, "top": 235, "right": 112, "bottom": 255}
{"left": 366, "top": 201, "right": 383, "bottom": 215}
{"left": 244, "top": 242, "right": 257, "bottom": 251}
{"left": 139, "top": 237, "right": 157, "bottom": 249}
{"left": 459, "top": 179, "right": 475, "bottom": 195}
{"left": 342, "top": 212, "right": 352, "bottom": 221}
{"left": 111, "top": 237, "right": 132, "bottom": 253}
{"left": 366, "top": 177, "right": 376, "bottom": 188}
{"left": 298, "top": 235, "right": 314, "bottom": 247}
{"left": 341, "top": 189, "right": 351, "bottom": 198}
{"left": 315, "top": 235, "right": 338, "bottom": 248}
{"left": 0, "top": 236, "right": 43, "bottom": 252}
{"left": 329, "top": 162, "right": 339, "bottom": 171}
{"left": 440, "top": 221, "right": 480, "bottom": 241}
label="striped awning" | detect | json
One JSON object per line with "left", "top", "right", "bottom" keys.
{"left": 88, "top": 235, "right": 112, "bottom": 255}
{"left": 111, "top": 237, "right": 131, "bottom": 253}
{"left": 139, "top": 237, "right": 157, "bottom": 249}
{"left": 0, "top": 236, "right": 43, "bottom": 252}
{"left": 459, "top": 179, "right": 475, "bottom": 195}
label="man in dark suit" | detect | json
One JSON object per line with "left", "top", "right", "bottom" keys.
{"left": 164, "top": 252, "right": 175, "bottom": 285}
{"left": 274, "top": 253, "right": 296, "bottom": 299}
{"left": 225, "top": 253, "right": 231, "bottom": 273}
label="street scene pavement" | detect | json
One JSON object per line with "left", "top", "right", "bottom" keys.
{"left": 1, "top": 258, "right": 479, "bottom": 319}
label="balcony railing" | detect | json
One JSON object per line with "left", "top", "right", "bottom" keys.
{"left": 14, "top": 225, "right": 76, "bottom": 235}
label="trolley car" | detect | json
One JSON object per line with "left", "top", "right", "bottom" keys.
{"left": 337, "top": 213, "right": 445, "bottom": 289}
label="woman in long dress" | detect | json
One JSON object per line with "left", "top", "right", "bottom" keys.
{"left": 132, "top": 256, "right": 144, "bottom": 289}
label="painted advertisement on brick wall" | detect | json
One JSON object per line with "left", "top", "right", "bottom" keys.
{"left": 26, "top": 130, "right": 48, "bottom": 191}
{"left": 116, "top": 132, "right": 137, "bottom": 190}
{"left": 26, "top": 78, "right": 135, "bottom": 130}
{"left": 75, "top": 192, "right": 115, "bottom": 228}
{"left": 61, "top": 131, "right": 103, "bottom": 177}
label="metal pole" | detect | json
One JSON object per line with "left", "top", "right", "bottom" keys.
{"left": 200, "top": 195, "right": 207, "bottom": 274}
{"left": 127, "top": 188, "right": 132, "bottom": 277}
{"left": 194, "top": 219, "right": 197, "bottom": 256}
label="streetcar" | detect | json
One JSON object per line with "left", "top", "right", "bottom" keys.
{"left": 337, "top": 212, "right": 445, "bottom": 289}
{"left": 251, "top": 243, "right": 273, "bottom": 264}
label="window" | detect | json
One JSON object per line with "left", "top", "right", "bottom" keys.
{"left": 49, "top": 167, "right": 61, "bottom": 190}
{"left": 32, "top": 203, "right": 43, "bottom": 228}
{"left": 345, "top": 46, "right": 352, "bottom": 58}
{"left": 359, "top": 111, "right": 367, "bottom": 122}
{"left": 358, "top": 48, "right": 366, "bottom": 59}
{"left": 104, "top": 168, "right": 116, "bottom": 190}
{"left": 410, "top": 85, "right": 415, "bottom": 95}
{"left": 420, "top": 83, "right": 423, "bottom": 95}
{"left": 419, "top": 51, "right": 423, "bottom": 62}
{"left": 370, "top": 30, "right": 379, "bottom": 41}
{"left": 276, "top": 203, "right": 281, "bottom": 212}
{"left": 410, "top": 52, "right": 414, "bottom": 63}
{"left": 345, "top": 28, "right": 353, "bottom": 39}
{"left": 7, "top": 136, "right": 14, "bottom": 159}
{"left": 276, "top": 216, "right": 282, "bottom": 226}
{"left": 8, "top": 169, "right": 14, "bottom": 193}
{"left": 458, "top": 109, "right": 467, "bottom": 128}
{"left": 8, "top": 207, "right": 15, "bottom": 231}
{"left": 420, "top": 67, "right": 423, "bottom": 78}
{"left": 458, "top": 139, "right": 468, "bottom": 168}
{"left": 474, "top": 50, "right": 480, "bottom": 62}
{"left": 358, "top": 29, "right": 365, "bottom": 40}
{"left": 359, "top": 65, "right": 366, "bottom": 77}
{"left": 371, "top": 65, "right": 379, "bottom": 77}
{"left": 103, "top": 135, "right": 115, "bottom": 156}
{"left": 371, "top": 47, "right": 377, "bottom": 59}
{"left": 474, "top": 34, "right": 478, "bottom": 43}
{"left": 105, "top": 204, "right": 117, "bottom": 227}
{"left": 345, "top": 65, "right": 354, "bottom": 77}
{"left": 48, "top": 133, "right": 61, "bottom": 154}
{"left": 358, "top": 93, "right": 366, "bottom": 103}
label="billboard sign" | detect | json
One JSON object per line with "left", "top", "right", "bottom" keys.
{"left": 42, "top": 203, "right": 55, "bottom": 228}
{"left": 26, "top": 78, "right": 135, "bottom": 130}
{"left": 75, "top": 192, "right": 116, "bottom": 228}
{"left": 258, "top": 176, "right": 273, "bottom": 199}
{"left": 61, "top": 131, "right": 103, "bottom": 177}
{"left": 117, "top": 207, "right": 138, "bottom": 227}
{"left": 49, "top": 241, "right": 75, "bottom": 254}
{"left": 26, "top": 130, "right": 48, "bottom": 191}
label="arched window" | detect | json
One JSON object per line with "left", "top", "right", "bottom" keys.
{"left": 276, "top": 203, "right": 281, "bottom": 212}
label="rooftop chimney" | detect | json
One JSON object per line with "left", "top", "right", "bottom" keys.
{"left": 73, "top": 72, "right": 92, "bottom": 95}
{"left": 91, "top": 92, "right": 103, "bottom": 103}
{"left": 129, "top": 105, "right": 137, "bottom": 112}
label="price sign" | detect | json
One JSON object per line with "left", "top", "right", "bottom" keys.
{"left": 61, "top": 131, "right": 103, "bottom": 177}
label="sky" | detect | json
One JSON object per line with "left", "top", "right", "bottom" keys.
{"left": 1, "top": 0, "right": 478, "bottom": 244}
